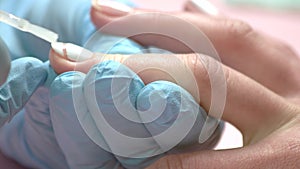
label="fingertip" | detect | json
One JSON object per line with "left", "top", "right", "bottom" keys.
{"left": 184, "top": 0, "right": 198, "bottom": 12}
{"left": 84, "top": 60, "right": 144, "bottom": 105}
{"left": 49, "top": 49, "right": 76, "bottom": 74}
{"left": 184, "top": 0, "right": 220, "bottom": 16}
{"left": 90, "top": 0, "right": 134, "bottom": 28}
{"left": 137, "top": 81, "right": 221, "bottom": 152}
{"left": 137, "top": 81, "right": 198, "bottom": 133}
{"left": 49, "top": 42, "right": 101, "bottom": 74}
{"left": 50, "top": 71, "right": 86, "bottom": 97}
{"left": 91, "top": 0, "right": 99, "bottom": 10}
{"left": 90, "top": 7, "right": 112, "bottom": 28}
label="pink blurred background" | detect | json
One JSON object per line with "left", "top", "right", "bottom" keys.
{"left": 131, "top": 0, "right": 300, "bottom": 55}
{"left": 1, "top": 0, "right": 300, "bottom": 168}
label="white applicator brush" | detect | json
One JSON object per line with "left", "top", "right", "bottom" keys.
{"left": 0, "top": 10, "right": 59, "bottom": 43}
{"left": 0, "top": 10, "right": 93, "bottom": 62}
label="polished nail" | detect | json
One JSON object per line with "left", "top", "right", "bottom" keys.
{"left": 51, "top": 42, "right": 93, "bottom": 62}
{"left": 186, "top": 0, "right": 219, "bottom": 16}
{"left": 93, "top": 0, "right": 132, "bottom": 16}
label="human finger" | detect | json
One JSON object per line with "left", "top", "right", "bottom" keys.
{"left": 184, "top": 0, "right": 220, "bottom": 16}
{"left": 49, "top": 43, "right": 297, "bottom": 144}
{"left": 80, "top": 60, "right": 223, "bottom": 168}
{"left": 90, "top": 0, "right": 300, "bottom": 100}
{"left": 148, "top": 113, "right": 300, "bottom": 169}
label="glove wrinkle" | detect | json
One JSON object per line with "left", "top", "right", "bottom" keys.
{"left": 0, "top": 57, "right": 48, "bottom": 126}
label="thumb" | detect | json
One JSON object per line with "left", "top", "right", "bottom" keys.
{"left": 90, "top": 0, "right": 219, "bottom": 55}
{"left": 90, "top": 0, "right": 134, "bottom": 28}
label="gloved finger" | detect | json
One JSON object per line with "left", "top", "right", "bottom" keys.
{"left": 50, "top": 45, "right": 294, "bottom": 146}
{"left": 90, "top": 0, "right": 225, "bottom": 54}
{"left": 82, "top": 60, "right": 163, "bottom": 168}
{"left": 0, "top": 37, "right": 10, "bottom": 86}
{"left": 0, "top": 86, "right": 69, "bottom": 169}
{"left": 81, "top": 60, "right": 221, "bottom": 168}
{"left": 0, "top": 57, "right": 48, "bottom": 126}
{"left": 136, "top": 80, "right": 223, "bottom": 154}
{"left": 49, "top": 71, "right": 120, "bottom": 169}
{"left": 0, "top": 60, "right": 62, "bottom": 169}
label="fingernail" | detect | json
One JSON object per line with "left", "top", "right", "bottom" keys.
{"left": 92, "top": 0, "right": 132, "bottom": 16}
{"left": 51, "top": 42, "right": 93, "bottom": 62}
{"left": 186, "top": 0, "right": 219, "bottom": 16}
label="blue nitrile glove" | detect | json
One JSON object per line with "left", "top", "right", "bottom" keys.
{"left": 0, "top": 0, "right": 147, "bottom": 168}
{"left": 49, "top": 61, "right": 222, "bottom": 169}
{"left": 0, "top": 37, "right": 10, "bottom": 86}
{"left": 0, "top": 0, "right": 141, "bottom": 61}
{"left": 0, "top": 0, "right": 222, "bottom": 168}
{"left": 0, "top": 58, "right": 51, "bottom": 126}
{"left": 0, "top": 0, "right": 142, "bottom": 124}
{"left": 0, "top": 60, "right": 66, "bottom": 169}
{"left": 0, "top": 88, "right": 69, "bottom": 169}
{"left": 0, "top": 0, "right": 142, "bottom": 125}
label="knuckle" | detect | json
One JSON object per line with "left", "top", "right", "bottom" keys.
{"left": 189, "top": 54, "right": 211, "bottom": 85}
{"left": 223, "top": 66, "right": 232, "bottom": 86}
{"left": 277, "top": 41, "right": 298, "bottom": 58}
{"left": 222, "top": 19, "right": 253, "bottom": 39}
{"left": 191, "top": 54, "right": 227, "bottom": 87}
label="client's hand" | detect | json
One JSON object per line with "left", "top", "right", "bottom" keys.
{"left": 48, "top": 43, "right": 225, "bottom": 168}
{"left": 49, "top": 40, "right": 300, "bottom": 168}
{"left": 87, "top": 0, "right": 300, "bottom": 168}
{"left": 90, "top": 0, "right": 300, "bottom": 105}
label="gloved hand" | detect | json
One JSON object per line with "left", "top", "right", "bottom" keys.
{"left": 49, "top": 60, "right": 222, "bottom": 169}
{"left": 0, "top": 59, "right": 221, "bottom": 169}
{"left": 0, "top": 57, "right": 50, "bottom": 126}
{"left": 0, "top": 37, "right": 10, "bottom": 86}
{"left": 0, "top": 0, "right": 142, "bottom": 129}
{"left": 0, "top": 0, "right": 141, "bottom": 62}
{"left": 0, "top": 0, "right": 222, "bottom": 168}
{"left": 91, "top": 1, "right": 300, "bottom": 169}
{"left": 0, "top": 60, "right": 65, "bottom": 169}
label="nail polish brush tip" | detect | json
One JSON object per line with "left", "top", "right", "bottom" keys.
{"left": 0, "top": 10, "right": 58, "bottom": 43}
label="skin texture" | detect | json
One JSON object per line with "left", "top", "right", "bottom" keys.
{"left": 48, "top": 1, "right": 300, "bottom": 168}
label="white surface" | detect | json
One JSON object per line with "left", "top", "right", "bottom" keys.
{"left": 215, "top": 122, "right": 243, "bottom": 149}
